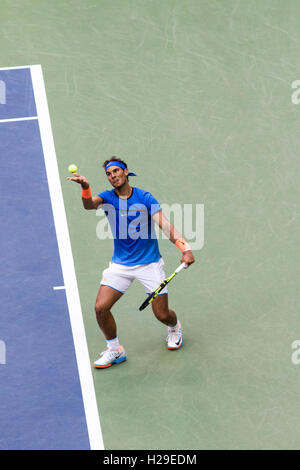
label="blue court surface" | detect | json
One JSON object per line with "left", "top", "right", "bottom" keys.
{"left": 0, "top": 66, "right": 102, "bottom": 450}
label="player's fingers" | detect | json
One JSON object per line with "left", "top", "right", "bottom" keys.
{"left": 181, "top": 253, "right": 194, "bottom": 265}
{"left": 67, "top": 176, "right": 82, "bottom": 183}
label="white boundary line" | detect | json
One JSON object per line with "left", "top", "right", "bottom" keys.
{"left": 0, "top": 65, "right": 33, "bottom": 71}
{"left": 0, "top": 117, "right": 38, "bottom": 123}
{"left": 30, "top": 64, "right": 104, "bottom": 451}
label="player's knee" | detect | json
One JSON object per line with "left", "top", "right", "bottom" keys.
{"left": 94, "top": 302, "right": 109, "bottom": 321}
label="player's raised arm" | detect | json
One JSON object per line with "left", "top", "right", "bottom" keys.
{"left": 152, "top": 210, "right": 195, "bottom": 266}
{"left": 67, "top": 173, "right": 103, "bottom": 210}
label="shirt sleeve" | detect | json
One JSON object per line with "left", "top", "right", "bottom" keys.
{"left": 97, "top": 190, "right": 110, "bottom": 203}
{"left": 144, "top": 192, "right": 161, "bottom": 216}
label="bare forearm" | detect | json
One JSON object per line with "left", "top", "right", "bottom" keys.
{"left": 81, "top": 183, "right": 93, "bottom": 209}
{"left": 67, "top": 173, "right": 102, "bottom": 210}
{"left": 163, "top": 220, "right": 195, "bottom": 265}
{"left": 82, "top": 193, "right": 102, "bottom": 210}
{"left": 152, "top": 210, "right": 195, "bottom": 266}
{"left": 153, "top": 211, "right": 182, "bottom": 243}
{"left": 82, "top": 196, "right": 94, "bottom": 210}
{"left": 161, "top": 220, "right": 182, "bottom": 244}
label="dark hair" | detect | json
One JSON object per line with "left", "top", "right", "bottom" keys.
{"left": 103, "top": 156, "right": 129, "bottom": 180}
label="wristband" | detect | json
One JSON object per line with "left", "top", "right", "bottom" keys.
{"left": 175, "top": 238, "right": 191, "bottom": 253}
{"left": 81, "top": 186, "right": 92, "bottom": 199}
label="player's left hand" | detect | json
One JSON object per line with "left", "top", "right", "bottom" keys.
{"left": 181, "top": 250, "right": 195, "bottom": 266}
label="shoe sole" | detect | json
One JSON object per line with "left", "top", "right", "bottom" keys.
{"left": 94, "top": 356, "right": 127, "bottom": 369}
{"left": 168, "top": 341, "right": 183, "bottom": 350}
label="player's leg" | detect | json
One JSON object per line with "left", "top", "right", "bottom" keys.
{"left": 151, "top": 294, "right": 183, "bottom": 350}
{"left": 135, "top": 259, "right": 183, "bottom": 349}
{"left": 135, "top": 257, "right": 177, "bottom": 326}
{"left": 151, "top": 293, "right": 177, "bottom": 327}
{"left": 94, "top": 284, "right": 122, "bottom": 339}
{"left": 94, "top": 285, "right": 127, "bottom": 368}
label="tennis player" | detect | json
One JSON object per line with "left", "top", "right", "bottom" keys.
{"left": 67, "top": 157, "right": 195, "bottom": 368}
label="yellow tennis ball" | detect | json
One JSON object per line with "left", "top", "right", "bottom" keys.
{"left": 68, "top": 164, "right": 78, "bottom": 174}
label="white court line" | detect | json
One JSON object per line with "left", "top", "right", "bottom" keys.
{"left": 30, "top": 64, "right": 104, "bottom": 451}
{"left": 0, "top": 65, "right": 33, "bottom": 71}
{"left": 53, "top": 286, "right": 66, "bottom": 291}
{"left": 0, "top": 116, "right": 38, "bottom": 123}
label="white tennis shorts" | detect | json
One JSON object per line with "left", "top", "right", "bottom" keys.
{"left": 100, "top": 257, "right": 168, "bottom": 295}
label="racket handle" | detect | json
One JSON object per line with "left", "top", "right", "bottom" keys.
{"left": 175, "top": 262, "right": 188, "bottom": 274}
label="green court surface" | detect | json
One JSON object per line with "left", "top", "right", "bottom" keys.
{"left": 2, "top": 0, "right": 300, "bottom": 450}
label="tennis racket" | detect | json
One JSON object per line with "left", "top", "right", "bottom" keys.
{"left": 139, "top": 262, "right": 188, "bottom": 311}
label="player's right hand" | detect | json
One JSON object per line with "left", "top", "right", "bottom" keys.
{"left": 67, "top": 173, "right": 90, "bottom": 189}
{"left": 181, "top": 250, "right": 195, "bottom": 267}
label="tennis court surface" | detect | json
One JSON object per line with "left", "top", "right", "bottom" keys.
{"left": 1, "top": 0, "right": 300, "bottom": 451}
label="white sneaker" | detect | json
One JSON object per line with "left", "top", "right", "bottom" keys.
{"left": 167, "top": 321, "right": 183, "bottom": 350}
{"left": 94, "top": 346, "right": 127, "bottom": 369}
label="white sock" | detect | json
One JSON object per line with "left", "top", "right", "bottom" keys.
{"left": 168, "top": 320, "right": 180, "bottom": 331}
{"left": 106, "top": 337, "right": 121, "bottom": 351}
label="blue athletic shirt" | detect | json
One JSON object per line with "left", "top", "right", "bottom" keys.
{"left": 97, "top": 187, "right": 162, "bottom": 266}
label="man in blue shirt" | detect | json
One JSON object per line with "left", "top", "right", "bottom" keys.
{"left": 68, "top": 157, "right": 195, "bottom": 368}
